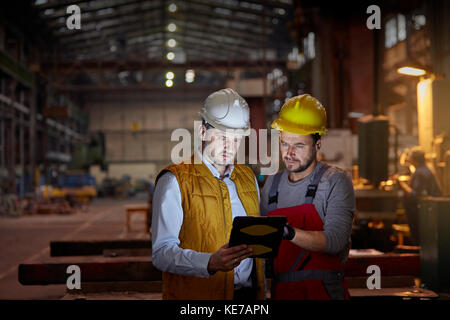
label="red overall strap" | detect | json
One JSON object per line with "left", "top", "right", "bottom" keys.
{"left": 267, "top": 162, "right": 329, "bottom": 210}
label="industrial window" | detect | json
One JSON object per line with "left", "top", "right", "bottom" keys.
{"left": 397, "top": 14, "right": 406, "bottom": 41}
{"left": 303, "top": 32, "right": 315, "bottom": 60}
{"left": 385, "top": 18, "right": 397, "bottom": 48}
{"left": 385, "top": 14, "right": 407, "bottom": 48}
{"left": 288, "top": 46, "right": 305, "bottom": 66}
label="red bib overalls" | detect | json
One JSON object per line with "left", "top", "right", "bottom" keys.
{"left": 267, "top": 163, "right": 350, "bottom": 300}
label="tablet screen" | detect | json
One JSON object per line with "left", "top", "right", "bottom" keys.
{"left": 229, "top": 216, "right": 286, "bottom": 259}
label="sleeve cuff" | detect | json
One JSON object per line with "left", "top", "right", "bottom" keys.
{"left": 194, "top": 252, "right": 214, "bottom": 278}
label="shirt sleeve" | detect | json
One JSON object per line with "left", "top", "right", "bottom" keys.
{"left": 151, "top": 171, "right": 212, "bottom": 278}
{"left": 323, "top": 172, "right": 355, "bottom": 255}
{"left": 259, "top": 175, "right": 274, "bottom": 217}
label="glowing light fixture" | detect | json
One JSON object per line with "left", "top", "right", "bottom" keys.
{"left": 165, "top": 79, "right": 173, "bottom": 87}
{"left": 166, "top": 52, "right": 175, "bottom": 60}
{"left": 166, "top": 71, "right": 174, "bottom": 80}
{"left": 185, "top": 69, "right": 195, "bottom": 83}
{"left": 167, "top": 38, "right": 177, "bottom": 48}
{"left": 168, "top": 23, "right": 177, "bottom": 32}
{"left": 397, "top": 66, "right": 426, "bottom": 77}
{"left": 168, "top": 3, "right": 177, "bottom": 12}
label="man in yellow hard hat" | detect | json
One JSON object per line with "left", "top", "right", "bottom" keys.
{"left": 261, "top": 94, "right": 355, "bottom": 300}
{"left": 152, "top": 88, "right": 265, "bottom": 300}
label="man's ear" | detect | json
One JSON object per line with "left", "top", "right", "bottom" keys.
{"left": 316, "top": 139, "right": 321, "bottom": 152}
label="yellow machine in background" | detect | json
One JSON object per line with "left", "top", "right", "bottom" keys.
{"left": 66, "top": 185, "right": 97, "bottom": 203}
{"left": 41, "top": 172, "right": 97, "bottom": 204}
{"left": 42, "top": 185, "right": 97, "bottom": 204}
{"left": 42, "top": 185, "right": 66, "bottom": 199}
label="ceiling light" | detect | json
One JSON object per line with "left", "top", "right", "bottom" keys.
{"left": 167, "top": 39, "right": 177, "bottom": 48}
{"left": 166, "top": 52, "right": 175, "bottom": 60}
{"left": 168, "top": 23, "right": 177, "bottom": 32}
{"left": 166, "top": 71, "right": 174, "bottom": 80}
{"left": 168, "top": 3, "right": 177, "bottom": 13}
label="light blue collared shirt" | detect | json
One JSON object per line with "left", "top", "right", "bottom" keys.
{"left": 152, "top": 151, "right": 260, "bottom": 288}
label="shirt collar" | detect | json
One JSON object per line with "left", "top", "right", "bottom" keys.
{"left": 195, "top": 149, "right": 234, "bottom": 179}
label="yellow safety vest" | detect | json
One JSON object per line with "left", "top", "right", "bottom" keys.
{"left": 156, "top": 159, "right": 265, "bottom": 300}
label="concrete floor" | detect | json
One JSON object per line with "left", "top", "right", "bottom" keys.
{"left": 2, "top": 197, "right": 449, "bottom": 300}
{"left": 0, "top": 198, "right": 150, "bottom": 300}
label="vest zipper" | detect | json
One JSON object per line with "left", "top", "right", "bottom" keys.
{"left": 217, "top": 179, "right": 228, "bottom": 242}
{"left": 217, "top": 178, "right": 228, "bottom": 299}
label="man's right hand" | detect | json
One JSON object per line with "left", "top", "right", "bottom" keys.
{"left": 207, "top": 243, "right": 253, "bottom": 273}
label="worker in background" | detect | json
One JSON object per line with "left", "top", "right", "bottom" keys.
{"left": 260, "top": 94, "right": 355, "bottom": 300}
{"left": 152, "top": 88, "right": 265, "bottom": 300}
{"left": 398, "top": 146, "right": 442, "bottom": 245}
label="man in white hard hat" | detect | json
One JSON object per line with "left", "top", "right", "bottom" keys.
{"left": 152, "top": 88, "right": 265, "bottom": 300}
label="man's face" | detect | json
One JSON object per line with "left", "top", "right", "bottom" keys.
{"left": 201, "top": 126, "right": 243, "bottom": 166}
{"left": 279, "top": 131, "right": 320, "bottom": 173}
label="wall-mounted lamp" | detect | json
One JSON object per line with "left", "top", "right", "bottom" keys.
{"left": 397, "top": 66, "right": 427, "bottom": 77}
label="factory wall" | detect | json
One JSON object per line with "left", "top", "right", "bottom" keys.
{"left": 84, "top": 89, "right": 277, "bottom": 184}
{"left": 85, "top": 91, "right": 205, "bottom": 184}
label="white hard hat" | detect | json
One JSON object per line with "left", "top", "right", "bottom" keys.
{"left": 200, "top": 88, "right": 251, "bottom": 136}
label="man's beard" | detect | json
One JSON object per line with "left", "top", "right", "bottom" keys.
{"left": 284, "top": 150, "right": 316, "bottom": 173}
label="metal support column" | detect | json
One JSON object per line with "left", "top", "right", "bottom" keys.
{"left": 29, "top": 85, "right": 37, "bottom": 192}
{"left": 19, "top": 89, "right": 25, "bottom": 199}
{"left": 8, "top": 80, "right": 17, "bottom": 195}
{"left": 0, "top": 77, "right": 5, "bottom": 171}
{"left": 0, "top": 111, "right": 4, "bottom": 170}
{"left": 261, "top": 7, "right": 268, "bottom": 112}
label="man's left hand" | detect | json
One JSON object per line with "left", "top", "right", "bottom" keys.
{"left": 283, "top": 223, "right": 295, "bottom": 241}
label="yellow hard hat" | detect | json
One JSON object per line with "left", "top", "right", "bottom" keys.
{"left": 271, "top": 94, "right": 327, "bottom": 135}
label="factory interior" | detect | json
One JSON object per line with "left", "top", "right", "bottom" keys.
{"left": 0, "top": 0, "right": 450, "bottom": 302}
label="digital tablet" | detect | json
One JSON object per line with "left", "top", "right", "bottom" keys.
{"left": 229, "top": 216, "right": 287, "bottom": 259}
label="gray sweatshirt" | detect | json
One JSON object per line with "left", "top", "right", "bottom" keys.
{"left": 260, "top": 162, "right": 355, "bottom": 264}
